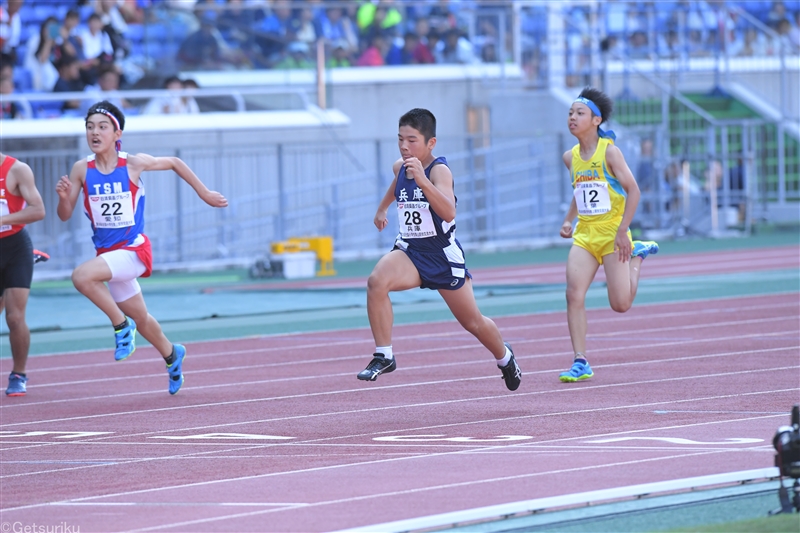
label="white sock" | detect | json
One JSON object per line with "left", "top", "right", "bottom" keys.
{"left": 497, "top": 345, "right": 512, "bottom": 367}
{"left": 375, "top": 346, "right": 393, "bottom": 360}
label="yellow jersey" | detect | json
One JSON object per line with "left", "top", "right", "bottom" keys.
{"left": 571, "top": 137, "right": 626, "bottom": 225}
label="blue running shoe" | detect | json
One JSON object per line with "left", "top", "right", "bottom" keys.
{"left": 114, "top": 318, "right": 137, "bottom": 361}
{"left": 167, "top": 344, "right": 186, "bottom": 395}
{"left": 6, "top": 373, "right": 27, "bottom": 396}
{"left": 632, "top": 240, "right": 659, "bottom": 260}
{"left": 559, "top": 359, "right": 593, "bottom": 383}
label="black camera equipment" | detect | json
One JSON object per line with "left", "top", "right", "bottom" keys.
{"left": 769, "top": 404, "right": 800, "bottom": 515}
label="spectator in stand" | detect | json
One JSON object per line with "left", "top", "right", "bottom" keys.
{"left": 480, "top": 41, "right": 497, "bottom": 63}
{"left": 767, "top": 1, "right": 789, "bottom": 29}
{"left": 24, "top": 17, "right": 60, "bottom": 92}
{"left": 53, "top": 55, "right": 85, "bottom": 112}
{"left": 411, "top": 23, "right": 436, "bottom": 64}
{"left": 0, "top": 52, "right": 11, "bottom": 79}
{"left": 0, "top": 0, "right": 22, "bottom": 63}
{"left": 317, "top": 5, "right": 358, "bottom": 57}
{"left": 628, "top": 30, "right": 650, "bottom": 58}
{"left": 294, "top": 6, "right": 318, "bottom": 47}
{"left": 79, "top": 13, "right": 115, "bottom": 83}
{"left": 439, "top": 28, "right": 476, "bottom": 64}
{"left": 275, "top": 40, "right": 314, "bottom": 69}
{"left": 738, "top": 27, "right": 770, "bottom": 56}
{"left": 357, "top": 0, "right": 403, "bottom": 39}
{"left": 791, "top": 11, "right": 800, "bottom": 50}
{"left": 81, "top": 63, "right": 128, "bottom": 113}
{"left": 56, "top": 9, "right": 83, "bottom": 62}
{"left": 0, "top": 70, "right": 29, "bottom": 119}
{"left": 95, "top": 0, "right": 130, "bottom": 59}
{"left": 177, "top": 11, "right": 227, "bottom": 70}
{"left": 142, "top": 75, "right": 200, "bottom": 115}
{"left": 326, "top": 39, "right": 352, "bottom": 67}
{"left": 357, "top": 32, "right": 388, "bottom": 66}
{"left": 776, "top": 17, "right": 799, "bottom": 52}
{"left": 256, "top": 0, "right": 296, "bottom": 61}
{"left": 386, "top": 32, "right": 422, "bottom": 65}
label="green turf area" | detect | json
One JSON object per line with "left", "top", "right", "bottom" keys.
{"left": 447, "top": 481, "right": 799, "bottom": 533}
{"left": 667, "top": 512, "right": 800, "bottom": 533}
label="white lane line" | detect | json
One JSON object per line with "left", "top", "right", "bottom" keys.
{"left": 13, "top": 291, "right": 798, "bottom": 361}
{"left": 3, "top": 315, "right": 795, "bottom": 393}
{"left": 1, "top": 409, "right": 788, "bottom": 513}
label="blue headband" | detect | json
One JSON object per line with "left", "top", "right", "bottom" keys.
{"left": 573, "top": 97, "right": 616, "bottom": 141}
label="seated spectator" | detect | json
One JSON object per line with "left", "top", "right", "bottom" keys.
{"left": 142, "top": 74, "right": 199, "bottom": 114}
{"left": 356, "top": 32, "right": 388, "bottom": 66}
{"left": 326, "top": 40, "right": 352, "bottom": 68}
{"left": 24, "top": 17, "right": 60, "bottom": 92}
{"left": 79, "top": 13, "right": 115, "bottom": 76}
{"left": 256, "top": 0, "right": 296, "bottom": 60}
{"left": 274, "top": 40, "right": 314, "bottom": 69}
{"left": 0, "top": 0, "right": 22, "bottom": 63}
{"left": 357, "top": 1, "right": 403, "bottom": 38}
{"left": 56, "top": 9, "right": 84, "bottom": 62}
{"left": 628, "top": 30, "right": 650, "bottom": 58}
{"left": 178, "top": 12, "right": 231, "bottom": 70}
{"left": 294, "top": 6, "right": 317, "bottom": 46}
{"left": 792, "top": 11, "right": 800, "bottom": 50}
{"left": 95, "top": 0, "right": 130, "bottom": 59}
{"left": 0, "top": 52, "right": 12, "bottom": 80}
{"left": 738, "top": 27, "right": 770, "bottom": 56}
{"left": 480, "top": 42, "right": 497, "bottom": 63}
{"left": 386, "top": 32, "right": 422, "bottom": 65}
{"left": 0, "top": 72, "right": 29, "bottom": 119}
{"left": 53, "top": 55, "right": 85, "bottom": 111}
{"left": 439, "top": 28, "right": 476, "bottom": 64}
{"left": 776, "top": 18, "right": 799, "bottom": 52}
{"left": 81, "top": 63, "right": 128, "bottom": 113}
{"left": 317, "top": 6, "right": 358, "bottom": 56}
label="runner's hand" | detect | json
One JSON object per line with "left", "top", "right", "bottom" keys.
{"left": 56, "top": 175, "right": 72, "bottom": 199}
{"left": 615, "top": 229, "right": 631, "bottom": 262}
{"left": 560, "top": 221, "right": 573, "bottom": 238}
{"left": 201, "top": 190, "right": 228, "bottom": 208}
{"left": 374, "top": 209, "right": 388, "bottom": 231}
{"left": 403, "top": 157, "right": 426, "bottom": 184}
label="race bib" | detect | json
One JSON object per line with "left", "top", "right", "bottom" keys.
{"left": 574, "top": 181, "right": 611, "bottom": 216}
{"left": 88, "top": 191, "right": 135, "bottom": 228}
{"left": 0, "top": 199, "right": 10, "bottom": 233}
{"left": 397, "top": 201, "right": 435, "bottom": 239}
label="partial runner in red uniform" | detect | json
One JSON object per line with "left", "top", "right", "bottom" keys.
{"left": 0, "top": 153, "right": 46, "bottom": 396}
{"left": 56, "top": 101, "right": 228, "bottom": 395}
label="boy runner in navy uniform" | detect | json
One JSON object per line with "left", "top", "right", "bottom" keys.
{"left": 56, "top": 101, "right": 228, "bottom": 394}
{"left": 357, "top": 108, "right": 522, "bottom": 391}
{"left": 0, "top": 153, "right": 46, "bottom": 396}
{"left": 559, "top": 87, "right": 658, "bottom": 382}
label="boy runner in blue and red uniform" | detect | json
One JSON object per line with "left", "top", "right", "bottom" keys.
{"left": 56, "top": 101, "right": 228, "bottom": 394}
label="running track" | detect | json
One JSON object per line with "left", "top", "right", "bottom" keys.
{"left": 0, "top": 249, "right": 798, "bottom": 532}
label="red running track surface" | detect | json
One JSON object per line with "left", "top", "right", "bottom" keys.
{"left": 0, "top": 292, "right": 798, "bottom": 531}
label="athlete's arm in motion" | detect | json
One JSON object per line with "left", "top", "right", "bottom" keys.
{"left": 128, "top": 154, "right": 228, "bottom": 208}
{"left": 0, "top": 160, "right": 45, "bottom": 227}
{"left": 56, "top": 160, "right": 87, "bottom": 221}
{"left": 403, "top": 157, "right": 456, "bottom": 222}
{"left": 374, "top": 165, "right": 399, "bottom": 232}
{"left": 560, "top": 150, "right": 577, "bottom": 238}
{"left": 605, "top": 145, "right": 640, "bottom": 262}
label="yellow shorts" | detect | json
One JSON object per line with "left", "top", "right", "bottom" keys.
{"left": 573, "top": 222, "right": 632, "bottom": 264}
